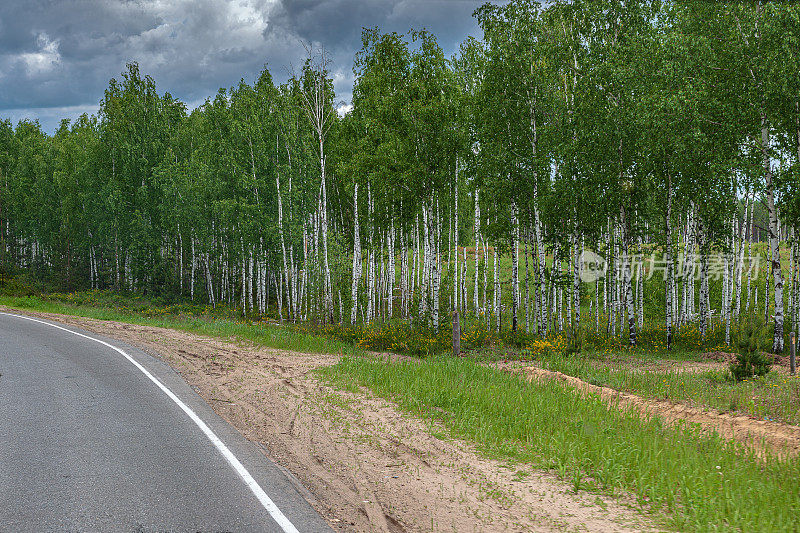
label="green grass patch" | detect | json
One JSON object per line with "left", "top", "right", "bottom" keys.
{"left": 0, "top": 292, "right": 362, "bottom": 357}
{"left": 318, "top": 355, "right": 800, "bottom": 532}
{"left": 539, "top": 354, "right": 800, "bottom": 425}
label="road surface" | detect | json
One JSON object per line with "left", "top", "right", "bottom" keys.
{"left": 0, "top": 311, "right": 332, "bottom": 533}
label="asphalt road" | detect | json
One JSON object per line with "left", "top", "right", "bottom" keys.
{"left": 0, "top": 311, "right": 332, "bottom": 533}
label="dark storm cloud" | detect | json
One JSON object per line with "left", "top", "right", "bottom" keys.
{"left": 0, "top": 0, "right": 486, "bottom": 133}
{"left": 273, "top": 0, "right": 482, "bottom": 51}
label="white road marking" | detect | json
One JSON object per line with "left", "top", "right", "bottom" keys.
{"left": 2, "top": 312, "right": 300, "bottom": 533}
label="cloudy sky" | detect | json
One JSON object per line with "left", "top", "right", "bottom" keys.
{"left": 0, "top": 0, "right": 490, "bottom": 134}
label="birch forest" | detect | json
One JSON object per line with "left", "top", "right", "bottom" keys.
{"left": 1, "top": 0, "right": 799, "bottom": 354}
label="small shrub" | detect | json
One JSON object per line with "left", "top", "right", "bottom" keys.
{"left": 730, "top": 316, "right": 772, "bottom": 381}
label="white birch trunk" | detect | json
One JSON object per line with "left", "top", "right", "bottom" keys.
{"left": 611, "top": 228, "right": 619, "bottom": 337}
{"left": 511, "top": 202, "right": 519, "bottom": 332}
{"left": 699, "top": 221, "right": 709, "bottom": 338}
{"left": 555, "top": 243, "right": 563, "bottom": 333}
{"left": 433, "top": 202, "right": 441, "bottom": 330}
{"left": 636, "top": 235, "right": 644, "bottom": 330}
{"left": 473, "top": 190, "right": 480, "bottom": 317}
{"left": 603, "top": 232, "right": 608, "bottom": 318}
{"left": 665, "top": 175, "right": 674, "bottom": 349}
{"left": 288, "top": 242, "right": 297, "bottom": 321}
{"left": 689, "top": 257, "right": 695, "bottom": 320}
{"left": 410, "top": 219, "right": 417, "bottom": 308}
{"left": 452, "top": 181, "right": 458, "bottom": 315}
{"left": 765, "top": 243, "right": 772, "bottom": 324}
{"left": 277, "top": 268, "right": 284, "bottom": 322}
{"left": 680, "top": 210, "right": 688, "bottom": 325}
{"left": 573, "top": 231, "right": 581, "bottom": 335}
{"left": 114, "top": 238, "right": 120, "bottom": 290}
{"left": 321, "top": 156, "right": 333, "bottom": 323}
{"left": 276, "top": 172, "right": 292, "bottom": 321}
{"left": 534, "top": 184, "right": 545, "bottom": 335}
{"left": 461, "top": 236, "right": 467, "bottom": 317}
{"left": 620, "top": 208, "right": 636, "bottom": 346}
{"left": 256, "top": 254, "right": 263, "bottom": 314}
{"left": 303, "top": 220, "right": 310, "bottom": 320}
{"left": 595, "top": 254, "right": 600, "bottom": 333}
{"left": 754, "top": 282, "right": 758, "bottom": 316}
{"left": 793, "top": 234, "right": 799, "bottom": 338}
{"left": 746, "top": 197, "right": 755, "bottom": 312}
{"left": 351, "top": 183, "right": 361, "bottom": 324}
{"left": 493, "top": 239, "right": 500, "bottom": 332}
{"left": 483, "top": 231, "right": 489, "bottom": 329}
{"left": 221, "top": 245, "right": 227, "bottom": 303}
{"left": 734, "top": 191, "right": 751, "bottom": 319}
{"left": 191, "top": 236, "right": 196, "bottom": 300}
{"left": 420, "top": 202, "right": 430, "bottom": 322}
{"left": 724, "top": 216, "right": 734, "bottom": 345}
{"left": 379, "top": 234, "right": 385, "bottom": 320}
{"left": 388, "top": 221, "right": 395, "bottom": 319}
{"left": 367, "top": 184, "right": 376, "bottom": 323}
{"left": 240, "top": 242, "right": 247, "bottom": 313}
{"left": 788, "top": 228, "right": 794, "bottom": 335}
{"left": 256, "top": 253, "right": 262, "bottom": 315}
{"left": 762, "top": 113, "right": 785, "bottom": 352}
{"left": 204, "top": 252, "right": 215, "bottom": 308}
{"left": 401, "top": 227, "right": 409, "bottom": 319}
{"left": 248, "top": 247, "right": 254, "bottom": 313}
{"left": 794, "top": 105, "right": 800, "bottom": 338}
{"left": 416, "top": 212, "right": 422, "bottom": 320}
{"left": 525, "top": 232, "right": 530, "bottom": 334}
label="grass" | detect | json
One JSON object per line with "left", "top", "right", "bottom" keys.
{"left": 318, "top": 354, "right": 800, "bottom": 532}
{"left": 537, "top": 354, "right": 800, "bottom": 425}
{"left": 0, "top": 292, "right": 362, "bottom": 357}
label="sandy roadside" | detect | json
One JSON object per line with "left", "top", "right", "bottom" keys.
{"left": 2, "top": 308, "right": 657, "bottom": 533}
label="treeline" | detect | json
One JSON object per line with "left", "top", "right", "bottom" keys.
{"left": 0, "top": 0, "right": 799, "bottom": 351}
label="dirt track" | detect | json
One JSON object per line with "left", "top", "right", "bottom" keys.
{"left": 4, "top": 308, "right": 655, "bottom": 533}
